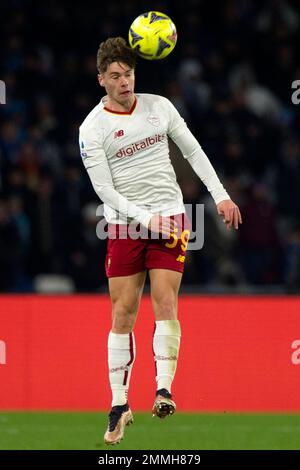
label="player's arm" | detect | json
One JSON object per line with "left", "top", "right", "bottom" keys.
{"left": 165, "top": 99, "right": 242, "bottom": 230}
{"left": 86, "top": 163, "right": 175, "bottom": 235}
{"left": 79, "top": 128, "right": 175, "bottom": 235}
{"left": 174, "top": 134, "right": 242, "bottom": 230}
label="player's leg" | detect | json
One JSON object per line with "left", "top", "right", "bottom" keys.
{"left": 149, "top": 268, "right": 182, "bottom": 418}
{"left": 108, "top": 271, "right": 146, "bottom": 409}
{"left": 146, "top": 212, "right": 190, "bottom": 418}
{"left": 104, "top": 270, "right": 146, "bottom": 445}
{"left": 110, "top": 270, "right": 147, "bottom": 334}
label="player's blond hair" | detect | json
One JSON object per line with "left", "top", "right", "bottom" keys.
{"left": 97, "top": 37, "right": 137, "bottom": 73}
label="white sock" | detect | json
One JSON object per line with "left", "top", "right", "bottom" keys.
{"left": 153, "top": 320, "right": 181, "bottom": 393}
{"left": 108, "top": 331, "right": 135, "bottom": 407}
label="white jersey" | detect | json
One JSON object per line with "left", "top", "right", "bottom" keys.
{"left": 79, "top": 93, "right": 229, "bottom": 226}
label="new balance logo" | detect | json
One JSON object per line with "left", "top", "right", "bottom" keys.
{"left": 114, "top": 130, "right": 124, "bottom": 138}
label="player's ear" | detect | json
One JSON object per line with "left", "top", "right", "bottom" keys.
{"left": 98, "top": 74, "right": 105, "bottom": 87}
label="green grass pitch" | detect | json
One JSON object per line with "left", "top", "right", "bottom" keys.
{"left": 0, "top": 412, "right": 300, "bottom": 450}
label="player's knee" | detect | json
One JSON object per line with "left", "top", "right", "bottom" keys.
{"left": 112, "top": 302, "right": 137, "bottom": 333}
{"left": 153, "top": 298, "right": 177, "bottom": 321}
{"left": 112, "top": 314, "right": 135, "bottom": 333}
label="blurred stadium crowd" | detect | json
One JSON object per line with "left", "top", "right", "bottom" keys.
{"left": 0, "top": 0, "right": 300, "bottom": 293}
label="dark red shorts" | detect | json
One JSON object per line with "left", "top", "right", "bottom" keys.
{"left": 105, "top": 213, "right": 191, "bottom": 278}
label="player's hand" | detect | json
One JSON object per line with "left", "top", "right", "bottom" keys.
{"left": 148, "top": 214, "right": 176, "bottom": 237}
{"left": 217, "top": 199, "right": 242, "bottom": 230}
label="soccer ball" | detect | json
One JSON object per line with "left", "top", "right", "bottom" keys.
{"left": 128, "top": 11, "right": 177, "bottom": 60}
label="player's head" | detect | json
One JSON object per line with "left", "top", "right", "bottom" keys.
{"left": 97, "top": 37, "right": 136, "bottom": 74}
{"left": 97, "top": 37, "right": 136, "bottom": 108}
